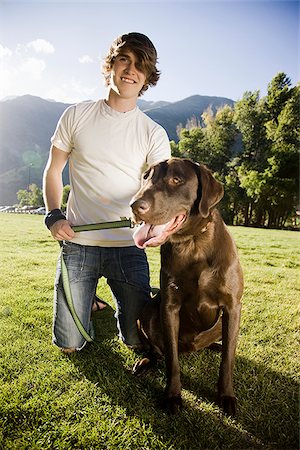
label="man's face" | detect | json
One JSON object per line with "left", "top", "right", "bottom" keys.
{"left": 109, "top": 50, "right": 147, "bottom": 100}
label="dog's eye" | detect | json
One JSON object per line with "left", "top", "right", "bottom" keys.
{"left": 168, "top": 176, "right": 183, "bottom": 186}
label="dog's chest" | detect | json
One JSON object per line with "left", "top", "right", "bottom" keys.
{"left": 162, "top": 241, "right": 212, "bottom": 278}
{"left": 161, "top": 243, "right": 225, "bottom": 305}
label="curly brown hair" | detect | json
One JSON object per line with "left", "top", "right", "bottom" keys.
{"left": 102, "top": 32, "right": 160, "bottom": 96}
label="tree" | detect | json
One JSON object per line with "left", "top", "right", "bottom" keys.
{"left": 170, "top": 140, "right": 181, "bottom": 157}
{"left": 234, "top": 80, "right": 299, "bottom": 227}
{"left": 237, "top": 164, "right": 268, "bottom": 226}
{"left": 265, "top": 72, "right": 293, "bottom": 124}
{"left": 220, "top": 159, "right": 249, "bottom": 225}
{"left": 17, "top": 189, "right": 30, "bottom": 207}
{"left": 234, "top": 90, "right": 269, "bottom": 167}
{"left": 17, "top": 184, "right": 44, "bottom": 207}
{"left": 62, "top": 185, "right": 71, "bottom": 211}
{"left": 170, "top": 72, "right": 298, "bottom": 228}
{"left": 202, "top": 105, "right": 238, "bottom": 174}
{"left": 263, "top": 83, "right": 300, "bottom": 226}
{"left": 177, "top": 127, "right": 210, "bottom": 163}
{"left": 176, "top": 105, "right": 238, "bottom": 173}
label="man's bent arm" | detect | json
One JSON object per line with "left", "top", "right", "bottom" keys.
{"left": 43, "top": 146, "right": 75, "bottom": 241}
{"left": 43, "top": 145, "right": 69, "bottom": 211}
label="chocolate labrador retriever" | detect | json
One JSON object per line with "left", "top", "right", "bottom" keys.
{"left": 130, "top": 158, "right": 243, "bottom": 416}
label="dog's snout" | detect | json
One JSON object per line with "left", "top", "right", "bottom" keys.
{"left": 131, "top": 199, "right": 150, "bottom": 216}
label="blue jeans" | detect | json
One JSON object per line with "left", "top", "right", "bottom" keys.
{"left": 53, "top": 242, "right": 151, "bottom": 350}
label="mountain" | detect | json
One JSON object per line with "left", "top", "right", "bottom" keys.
{"left": 0, "top": 94, "right": 234, "bottom": 204}
{"left": 0, "top": 95, "right": 70, "bottom": 205}
{"left": 145, "top": 95, "right": 234, "bottom": 141}
{"left": 137, "top": 99, "right": 171, "bottom": 111}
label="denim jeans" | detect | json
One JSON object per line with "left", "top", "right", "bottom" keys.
{"left": 53, "top": 242, "right": 151, "bottom": 350}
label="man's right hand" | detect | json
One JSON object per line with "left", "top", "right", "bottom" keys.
{"left": 50, "top": 219, "right": 75, "bottom": 241}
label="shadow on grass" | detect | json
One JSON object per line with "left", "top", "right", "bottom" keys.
{"left": 69, "top": 308, "right": 298, "bottom": 450}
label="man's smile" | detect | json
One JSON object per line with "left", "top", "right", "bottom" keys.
{"left": 121, "top": 77, "right": 136, "bottom": 84}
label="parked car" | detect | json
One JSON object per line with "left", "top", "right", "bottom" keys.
{"left": 0, "top": 206, "right": 16, "bottom": 213}
{"left": 31, "top": 207, "right": 46, "bottom": 215}
{"left": 20, "top": 205, "right": 37, "bottom": 213}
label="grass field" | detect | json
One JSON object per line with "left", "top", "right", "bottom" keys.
{"left": 0, "top": 213, "right": 299, "bottom": 450}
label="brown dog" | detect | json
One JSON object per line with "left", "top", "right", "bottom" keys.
{"left": 130, "top": 158, "right": 243, "bottom": 416}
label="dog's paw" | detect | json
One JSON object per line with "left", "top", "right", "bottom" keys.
{"left": 132, "top": 357, "right": 152, "bottom": 376}
{"left": 219, "top": 395, "right": 237, "bottom": 417}
{"left": 161, "top": 395, "right": 183, "bottom": 415}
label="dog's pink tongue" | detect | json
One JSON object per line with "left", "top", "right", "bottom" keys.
{"left": 133, "top": 215, "right": 186, "bottom": 249}
{"left": 133, "top": 223, "right": 169, "bottom": 249}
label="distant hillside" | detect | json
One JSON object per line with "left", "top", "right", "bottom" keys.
{"left": 137, "top": 99, "right": 171, "bottom": 111}
{"left": 146, "top": 95, "right": 234, "bottom": 141}
{"left": 0, "top": 94, "right": 234, "bottom": 204}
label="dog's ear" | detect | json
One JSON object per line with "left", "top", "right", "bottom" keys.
{"left": 198, "top": 164, "right": 224, "bottom": 218}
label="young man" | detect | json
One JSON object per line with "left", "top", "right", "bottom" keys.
{"left": 43, "top": 32, "right": 171, "bottom": 353}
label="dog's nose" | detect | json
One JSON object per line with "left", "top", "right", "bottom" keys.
{"left": 131, "top": 199, "right": 150, "bottom": 216}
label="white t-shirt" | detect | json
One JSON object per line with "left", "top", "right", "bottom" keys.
{"left": 51, "top": 99, "right": 171, "bottom": 247}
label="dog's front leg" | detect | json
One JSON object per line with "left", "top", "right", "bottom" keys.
{"left": 218, "top": 302, "right": 241, "bottom": 416}
{"left": 160, "top": 283, "right": 182, "bottom": 414}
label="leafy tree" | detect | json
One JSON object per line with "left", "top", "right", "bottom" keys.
{"left": 170, "top": 140, "right": 181, "bottom": 157}
{"left": 31, "top": 183, "right": 44, "bottom": 207}
{"left": 185, "top": 114, "right": 201, "bottom": 130}
{"left": 237, "top": 164, "right": 268, "bottom": 226}
{"left": 232, "top": 74, "right": 298, "bottom": 227}
{"left": 62, "top": 184, "right": 71, "bottom": 211}
{"left": 17, "top": 184, "right": 44, "bottom": 207}
{"left": 234, "top": 90, "right": 269, "bottom": 167}
{"left": 168, "top": 72, "right": 298, "bottom": 228}
{"left": 177, "top": 127, "right": 210, "bottom": 163}
{"left": 17, "top": 189, "right": 30, "bottom": 207}
{"left": 175, "top": 105, "right": 238, "bottom": 173}
{"left": 202, "top": 105, "right": 238, "bottom": 174}
{"left": 263, "top": 83, "right": 300, "bottom": 226}
{"left": 220, "top": 159, "right": 249, "bottom": 225}
{"left": 265, "top": 72, "right": 293, "bottom": 124}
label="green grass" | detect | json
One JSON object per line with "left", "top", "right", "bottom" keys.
{"left": 0, "top": 214, "right": 299, "bottom": 450}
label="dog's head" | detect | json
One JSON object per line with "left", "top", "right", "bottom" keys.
{"left": 130, "top": 158, "right": 224, "bottom": 248}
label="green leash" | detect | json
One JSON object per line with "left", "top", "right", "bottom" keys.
{"left": 60, "top": 217, "right": 134, "bottom": 343}
{"left": 72, "top": 217, "right": 133, "bottom": 233}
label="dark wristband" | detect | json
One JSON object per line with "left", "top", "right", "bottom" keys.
{"left": 44, "top": 209, "right": 66, "bottom": 230}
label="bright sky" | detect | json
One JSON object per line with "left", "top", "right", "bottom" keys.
{"left": 0, "top": 0, "right": 299, "bottom": 104}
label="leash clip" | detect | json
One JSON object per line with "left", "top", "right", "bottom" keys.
{"left": 120, "top": 217, "right": 135, "bottom": 228}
